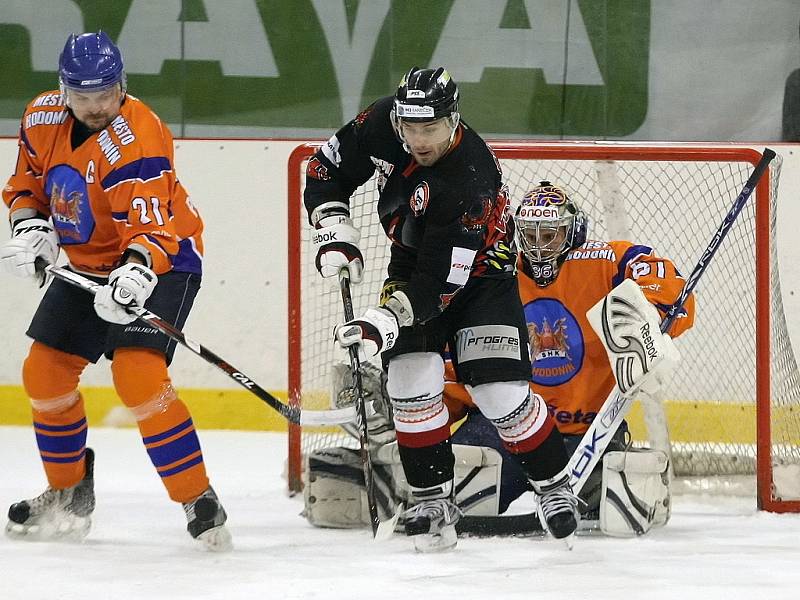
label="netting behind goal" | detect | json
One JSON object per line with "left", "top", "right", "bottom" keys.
{"left": 287, "top": 142, "right": 800, "bottom": 512}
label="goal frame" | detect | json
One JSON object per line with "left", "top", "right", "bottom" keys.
{"left": 286, "top": 141, "right": 797, "bottom": 513}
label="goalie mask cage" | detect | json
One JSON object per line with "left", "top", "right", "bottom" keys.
{"left": 287, "top": 142, "right": 800, "bottom": 513}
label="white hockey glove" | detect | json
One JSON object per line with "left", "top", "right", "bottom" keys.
{"left": 312, "top": 212, "right": 364, "bottom": 284}
{"left": 94, "top": 263, "right": 158, "bottom": 324}
{"left": 335, "top": 307, "right": 398, "bottom": 358}
{"left": 0, "top": 217, "right": 59, "bottom": 285}
{"left": 586, "top": 278, "right": 680, "bottom": 397}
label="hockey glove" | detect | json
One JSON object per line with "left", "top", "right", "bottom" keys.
{"left": 94, "top": 263, "right": 158, "bottom": 324}
{"left": 0, "top": 217, "right": 59, "bottom": 286}
{"left": 312, "top": 214, "right": 364, "bottom": 284}
{"left": 587, "top": 278, "right": 680, "bottom": 397}
{"left": 335, "top": 307, "right": 398, "bottom": 358}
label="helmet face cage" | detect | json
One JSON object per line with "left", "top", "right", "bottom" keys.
{"left": 514, "top": 183, "right": 587, "bottom": 284}
{"left": 58, "top": 31, "right": 127, "bottom": 102}
{"left": 391, "top": 66, "right": 460, "bottom": 151}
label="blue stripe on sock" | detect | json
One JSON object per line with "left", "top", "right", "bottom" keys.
{"left": 146, "top": 428, "right": 202, "bottom": 468}
{"left": 36, "top": 428, "right": 88, "bottom": 455}
{"left": 33, "top": 417, "right": 87, "bottom": 433}
{"left": 159, "top": 453, "right": 204, "bottom": 478}
{"left": 142, "top": 418, "right": 193, "bottom": 445}
{"left": 41, "top": 448, "right": 86, "bottom": 463}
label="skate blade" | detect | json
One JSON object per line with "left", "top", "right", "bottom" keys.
{"left": 560, "top": 533, "right": 576, "bottom": 550}
{"left": 197, "top": 524, "right": 233, "bottom": 552}
{"left": 412, "top": 524, "right": 457, "bottom": 553}
{"left": 374, "top": 503, "right": 403, "bottom": 541}
{"left": 5, "top": 513, "right": 91, "bottom": 543}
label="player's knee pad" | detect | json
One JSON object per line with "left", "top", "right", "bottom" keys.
{"left": 386, "top": 352, "right": 449, "bottom": 437}
{"left": 600, "top": 448, "right": 671, "bottom": 537}
{"left": 23, "top": 341, "right": 88, "bottom": 413}
{"left": 467, "top": 381, "right": 549, "bottom": 447}
{"left": 111, "top": 347, "right": 176, "bottom": 420}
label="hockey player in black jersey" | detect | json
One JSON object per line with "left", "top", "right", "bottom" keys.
{"left": 304, "top": 67, "right": 578, "bottom": 551}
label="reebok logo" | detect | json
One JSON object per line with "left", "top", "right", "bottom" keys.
{"left": 640, "top": 322, "right": 659, "bottom": 362}
{"left": 313, "top": 231, "right": 338, "bottom": 244}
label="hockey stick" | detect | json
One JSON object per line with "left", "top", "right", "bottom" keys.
{"left": 338, "top": 270, "right": 401, "bottom": 539}
{"left": 567, "top": 147, "right": 777, "bottom": 495}
{"left": 43, "top": 263, "right": 357, "bottom": 427}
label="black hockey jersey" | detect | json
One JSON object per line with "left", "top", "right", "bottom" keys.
{"left": 304, "top": 96, "right": 517, "bottom": 324}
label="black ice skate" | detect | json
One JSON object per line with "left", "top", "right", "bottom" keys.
{"left": 403, "top": 498, "right": 462, "bottom": 553}
{"left": 183, "top": 486, "right": 232, "bottom": 552}
{"left": 6, "top": 447, "right": 96, "bottom": 542}
{"left": 532, "top": 473, "right": 579, "bottom": 547}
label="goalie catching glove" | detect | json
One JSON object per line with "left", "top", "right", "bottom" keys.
{"left": 0, "top": 217, "right": 60, "bottom": 286}
{"left": 587, "top": 278, "right": 680, "bottom": 397}
{"left": 311, "top": 202, "right": 364, "bottom": 283}
{"left": 94, "top": 262, "right": 158, "bottom": 325}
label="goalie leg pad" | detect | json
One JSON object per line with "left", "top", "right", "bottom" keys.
{"left": 600, "top": 448, "right": 671, "bottom": 537}
{"left": 303, "top": 447, "right": 399, "bottom": 528}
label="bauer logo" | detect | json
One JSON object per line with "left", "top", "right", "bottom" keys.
{"left": 454, "top": 325, "right": 521, "bottom": 363}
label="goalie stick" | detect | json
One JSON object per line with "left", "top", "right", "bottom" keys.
{"left": 338, "top": 269, "right": 402, "bottom": 539}
{"left": 567, "top": 147, "right": 777, "bottom": 495}
{"left": 42, "top": 263, "right": 357, "bottom": 427}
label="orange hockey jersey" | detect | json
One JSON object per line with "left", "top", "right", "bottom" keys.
{"left": 445, "top": 240, "right": 695, "bottom": 435}
{"left": 3, "top": 91, "right": 203, "bottom": 276}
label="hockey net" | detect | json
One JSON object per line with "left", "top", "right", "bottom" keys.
{"left": 287, "top": 142, "right": 800, "bottom": 512}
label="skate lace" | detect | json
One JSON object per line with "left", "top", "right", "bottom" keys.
{"left": 539, "top": 487, "right": 579, "bottom": 523}
{"left": 28, "top": 488, "right": 61, "bottom": 512}
{"left": 404, "top": 499, "right": 461, "bottom": 525}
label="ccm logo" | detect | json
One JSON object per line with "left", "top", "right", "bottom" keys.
{"left": 451, "top": 262, "right": 470, "bottom": 272}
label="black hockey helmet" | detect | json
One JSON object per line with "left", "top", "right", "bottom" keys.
{"left": 393, "top": 66, "right": 459, "bottom": 122}
{"left": 391, "top": 66, "right": 460, "bottom": 152}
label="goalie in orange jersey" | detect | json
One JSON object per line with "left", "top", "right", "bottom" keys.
{"left": 0, "top": 32, "right": 230, "bottom": 550}
{"left": 305, "top": 181, "right": 694, "bottom": 536}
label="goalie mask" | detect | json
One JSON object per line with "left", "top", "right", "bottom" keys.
{"left": 514, "top": 182, "right": 587, "bottom": 287}
{"left": 391, "top": 66, "right": 460, "bottom": 154}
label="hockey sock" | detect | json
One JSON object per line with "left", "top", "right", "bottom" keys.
{"left": 22, "top": 341, "right": 90, "bottom": 489}
{"left": 511, "top": 424, "right": 570, "bottom": 482}
{"left": 112, "top": 348, "right": 209, "bottom": 503}
{"left": 397, "top": 437, "right": 456, "bottom": 492}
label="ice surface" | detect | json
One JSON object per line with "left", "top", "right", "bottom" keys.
{"left": 1, "top": 426, "right": 799, "bottom": 600}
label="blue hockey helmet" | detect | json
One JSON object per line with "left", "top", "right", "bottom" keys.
{"left": 58, "top": 31, "right": 126, "bottom": 93}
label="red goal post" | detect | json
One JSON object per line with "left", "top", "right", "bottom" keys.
{"left": 287, "top": 141, "right": 800, "bottom": 513}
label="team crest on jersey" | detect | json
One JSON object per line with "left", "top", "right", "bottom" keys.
{"left": 46, "top": 165, "right": 95, "bottom": 245}
{"left": 306, "top": 156, "right": 330, "bottom": 181}
{"left": 410, "top": 182, "right": 429, "bottom": 216}
{"left": 523, "top": 298, "right": 584, "bottom": 386}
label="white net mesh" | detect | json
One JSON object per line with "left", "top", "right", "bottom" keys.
{"left": 288, "top": 143, "right": 800, "bottom": 508}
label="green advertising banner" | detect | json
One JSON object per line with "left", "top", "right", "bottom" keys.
{"left": 0, "top": 0, "right": 649, "bottom": 137}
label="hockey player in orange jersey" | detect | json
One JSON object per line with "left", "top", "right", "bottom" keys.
{"left": 0, "top": 31, "right": 230, "bottom": 550}
{"left": 443, "top": 180, "right": 694, "bottom": 528}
